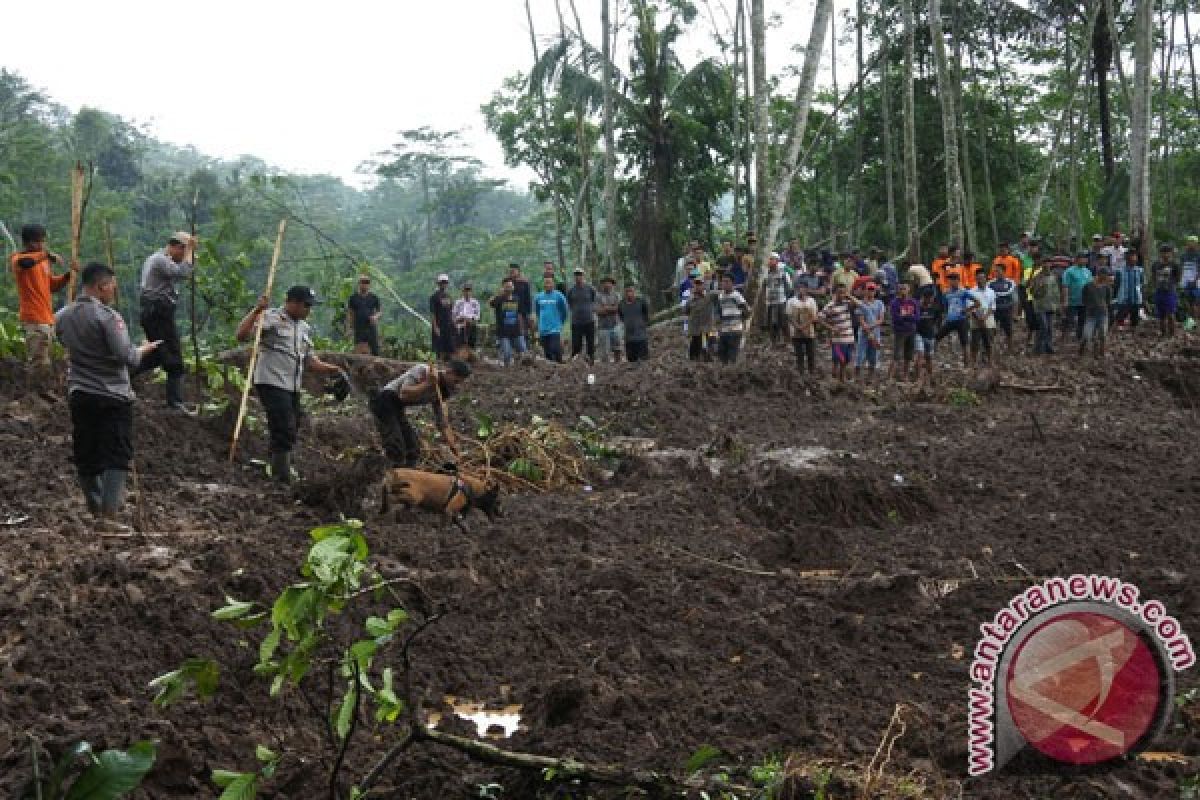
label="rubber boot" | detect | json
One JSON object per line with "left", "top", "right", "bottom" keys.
{"left": 270, "top": 451, "right": 293, "bottom": 484}
{"left": 77, "top": 473, "right": 102, "bottom": 514}
{"left": 97, "top": 469, "right": 132, "bottom": 533}
{"left": 166, "top": 373, "right": 195, "bottom": 415}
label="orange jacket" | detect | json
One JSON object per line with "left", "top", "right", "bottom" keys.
{"left": 11, "top": 250, "right": 70, "bottom": 325}
{"left": 993, "top": 254, "right": 1022, "bottom": 284}
{"left": 937, "top": 262, "right": 965, "bottom": 291}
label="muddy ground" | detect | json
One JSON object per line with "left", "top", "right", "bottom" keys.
{"left": 0, "top": 324, "right": 1197, "bottom": 799}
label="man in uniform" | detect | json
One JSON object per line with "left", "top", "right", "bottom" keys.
{"left": 347, "top": 274, "right": 382, "bottom": 355}
{"left": 11, "top": 223, "right": 76, "bottom": 385}
{"left": 134, "top": 231, "right": 197, "bottom": 413}
{"left": 369, "top": 361, "right": 471, "bottom": 467}
{"left": 56, "top": 263, "right": 161, "bottom": 532}
{"left": 236, "top": 286, "right": 347, "bottom": 483}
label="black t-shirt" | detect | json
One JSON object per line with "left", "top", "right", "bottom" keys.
{"left": 491, "top": 294, "right": 523, "bottom": 338}
{"left": 347, "top": 292, "right": 380, "bottom": 332}
{"left": 429, "top": 289, "right": 454, "bottom": 330}
{"left": 511, "top": 278, "right": 533, "bottom": 317}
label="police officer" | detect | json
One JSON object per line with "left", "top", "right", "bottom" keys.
{"left": 235, "top": 286, "right": 347, "bottom": 483}
{"left": 134, "top": 231, "right": 196, "bottom": 413}
{"left": 56, "top": 262, "right": 161, "bottom": 532}
{"left": 369, "top": 361, "right": 470, "bottom": 467}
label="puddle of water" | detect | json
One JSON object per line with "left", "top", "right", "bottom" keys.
{"left": 435, "top": 695, "right": 523, "bottom": 738}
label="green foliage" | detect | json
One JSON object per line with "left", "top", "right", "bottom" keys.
{"left": 684, "top": 744, "right": 723, "bottom": 774}
{"left": 947, "top": 388, "right": 981, "bottom": 408}
{"left": 21, "top": 740, "right": 156, "bottom": 800}
{"left": 0, "top": 308, "right": 27, "bottom": 359}
{"left": 152, "top": 520, "right": 415, "bottom": 797}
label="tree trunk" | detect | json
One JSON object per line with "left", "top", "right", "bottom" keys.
{"left": 829, "top": 10, "right": 841, "bottom": 251}
{"left": 750, "top": 0, "right": 834, "bottom": 300}
{"left": 1130, "top": 0, "right": 1153, "bottom": 251}
{"left": 1159, "top": 9, "right": 1176, "bottom": 235}
{"left": 751, "top": 0, "right": 769, "bottom": 240}
{"left": 969, "top": 50, "right": 999, "bottom": 251}
{"left": 1028, "top": 4, "right": 1099, "bottom": 236}
{"left": 526, "top": 0, "right": 568, "bottom": 271}
{"left": 928, "top": 0, "right": 964, "bottom": 247}
{"left": 853, "top": 0, "right": 865, "bottom": 244}
{"left": 731, "top": 0, "right": 743, "bottom": 241}
{"left": 1184, "top": 9, "right": 1200, "bottom": 117}
{"left": 741, "top": 0, "right": 755, "bottom": 233}
{"left": 601, "top": 0, "right": 618, "bottom": 276}
{"left": 1093, "top": 4, "right": 1117, "bottom": 233}
{"left": 880, "top": 32, "right": 897, "bottom": 246}
{"left": 902, "top": 0, "right": 921, "bottom": 262}
{"left": 951, "top": 4, "right": 976, "bottom": 251}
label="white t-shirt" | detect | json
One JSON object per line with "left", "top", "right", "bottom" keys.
{"left": 968, "top": 287, "right": 997, "bottom": 328}
{"left": 1101, "top": 245, "right": 1126, "bottom": 270}
{"left": 785, "top": 295, "right": 819, "bottom": 337}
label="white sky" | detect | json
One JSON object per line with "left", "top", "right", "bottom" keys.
{"left": 4, "top": 0, "right": 836, "bottom": 189}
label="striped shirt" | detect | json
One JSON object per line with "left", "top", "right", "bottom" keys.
{"left": 820, "top": 300, "right": 855, "bottom": 344}
{"left": 715, "top": 290, "right": 749, "bottom": 333}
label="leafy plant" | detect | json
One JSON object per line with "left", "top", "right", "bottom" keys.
{"left": 946, "top": 388, "right": 981, "bottom": 408}
{"left": 20, "top": 740, "right": 156, "bottom": 800}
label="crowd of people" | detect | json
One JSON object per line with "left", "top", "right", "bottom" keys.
{"left": 8, "top": 219, "right": 1198, "bottom": 532}
{"left": 403, "top": 231, "right": 1199, "bottom": 385}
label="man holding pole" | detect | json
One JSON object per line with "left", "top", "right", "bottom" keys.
{"left": 369, "top": 360, "right": 470, "bottom": 467}
{"left": 235, "top": 286, "right": 346, "bottom": 484}
{"left": 11, "top": 223, "right": 76, "bottom": 386}
{"left": 134, "top": 231, "right": 196, "bottom": 413}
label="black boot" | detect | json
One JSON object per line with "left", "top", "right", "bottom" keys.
{"left": 166, "top": 373, "right": 195, "bottom": 415}
{"left": 97, "top": 469, "right": 132, "bottom": 533}
{"left": 77, "top": 473, "right": 102, "bottom": 514}
{"left": 270, "top": 451, "right": 293, "bottom": 484}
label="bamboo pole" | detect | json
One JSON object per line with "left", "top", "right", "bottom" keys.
{"left": 189, "top": 189, "right": 201, "bottom": 406}
{"left": 68, "top": 162, "right": 84, "bottom": 301}
{"left": 228, "top": 219, "right": 287, "bottom": 462}
{"left": 102, "top": 218, "right": 117, "bottom": 309}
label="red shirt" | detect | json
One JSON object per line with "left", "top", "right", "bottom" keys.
{"left": 11, "top": 250, "right": 69, "bottom": 325}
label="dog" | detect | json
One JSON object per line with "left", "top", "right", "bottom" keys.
{"left": 379, "top": 468, "right": 501, "bottom": 533}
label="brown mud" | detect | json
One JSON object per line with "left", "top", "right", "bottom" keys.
{"left": 0, "top": 327, "right": 1197, "bottom": 798}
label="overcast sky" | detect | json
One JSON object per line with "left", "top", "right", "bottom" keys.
{"left": 5, "top": 0, "right": 832, "bottom": 189}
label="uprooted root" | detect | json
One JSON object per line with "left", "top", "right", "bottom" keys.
{"left": 418, "top": 420, "right": 592, "bottom": 493}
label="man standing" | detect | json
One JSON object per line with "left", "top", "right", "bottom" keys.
{"left": 764, "top": 252, "right": 793, "bottom": 344}
{"left": 1060, "top": 251, "right": 1094, "bottom": 341}
{"left": 10, "top": 223, "right": 76, "bottom": 384}
{"left": 853, "top": 284, "right": 885, "bottom": 383}
{"left": 818, "top": 284, "right": 857, "bottom": 383}
{"left": 429, "top": 274, "right": 456, "bottom": 360}
{"left": 507, "top": 262, "right": 533, "bottom": 338}
{"left": 991, "top": 243, "right": 1022, "bottom": 287}
{"left": 1151, "top": 243, "right": 1181, "bottom": 337}
{"left": 533, "top": 274, "right": 569, "bottom": 362}
{"left": 595, "top": 276, "right": 622, "bottom": 363}
{"left": 966, "top": 270, "right": 997, "bottom": 368}
{"left": 346, "top": 274, "right": 382, "bottom": 355}
{"left": 935, "top": 272, "right": 972, "bottom": 367}
{"left": 618, "top": 284, "right": 651, "bottom": 362}
{"left": 56, "top": 263, "right": 160, "bottom": 532}
{"left": 887, "top": 282, "right": 919, "bottom": 381}
{"left": 566, "top": 268, "right": 598, "bottom": 363}
{"left": 135, "top": 231, "right": 196, "bottom": 413}
{"left": 1179, "top": 235, "right": 1200, "bottom": 321}
{"left": 988, "top": 266, "right": 1018, "bottom": 353}
{"left": 685, "top": 275, "right": 715, "bottom": 362}
{"left": 236, "top": 286, "right": 347, "bottom": 483}
{"left": 1081, "top": 269, "right": 1114, "bottom": 358}
{"left": 786, "top": 283, "right": 819, "bottom": 374}
{"left": 1114, "top": 248, "right": 1145, "bottom": 331}
{"left": 369, "top": 361, "right": 470, "bottom": 467}
{"left": 714, "top": 273, "right": 750, "bottom": 364}
{"left": 489, "top": 278, "right": 527, "bottom": 366}
{"left": 1029, "top": 257, "right": 1062, "bottom": 354}
{"left": 452, "top": 283, "right": 481, "bottom": 353}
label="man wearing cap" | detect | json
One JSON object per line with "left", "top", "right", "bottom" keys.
{"left": 452, "top": 283, "right": 481, "bottom": 354}
{"left": 133, "top": 231, "right": 197, "bottom": 413}
{"left": 236, "top": 286, "right": 347, "bottom": 483}
{"left": 533, "top": 274, "right": 569, "bottom": 362}
{"left": 566, "top": 268, "right": 598, "bottom": 363}
{"left": 429, "top": 274, "right": 456, "bottom": 360}
{"left": 1061, "top": 252, "right": 1094, "bottom": 341}
{"left": 1151, "top": 244, "right": 1181, "bottom": 337}
{"left": 56, "top": 262, "right": 161, "bottom": 532}
{"left": 369, "top": 360, "right": 470, "bottom": 467}
{"left": 346, "top": 274, "right": 382, "bottom": 356}
{"left": 764, "top": 252, "right": 793, "bottom": 344}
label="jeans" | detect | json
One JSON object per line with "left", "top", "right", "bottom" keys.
{"left": 854, "top": 331, "right": 880, "bottom": 368}
{"left": 717, "top": 332, "right": 742, "bottom": 364}
{"left": 792, "top": 337, "right": 816, "bottom": 372}
{"left": 766, "top": 303, "right": 787, "bottom": 343}
{"left": 571, "top": 321, "right": 596, "bottom": 360}
{"left": 1063, "top": 305, "right": 1086, "bottom": 339}
{"left": 1082, "top": 310, "right": 1108, "bottom": 341}
{"left": 497, "top": 335, "right": 527, "bottom": 366}
{"left": 540, "top": 332, "right": 563, "bottom": 363}
{"left": 597, "top": 326, "right": 621, "bottom": 361}
{"left": 1035, "top": 311, "right": 1057, "bottom": 353}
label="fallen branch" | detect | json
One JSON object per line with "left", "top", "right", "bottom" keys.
{"left": 1000, "top": 382, "right": 1069, "bottom": 393}
{"left": 658, "top": 539, "right": 778, "bottom": 576}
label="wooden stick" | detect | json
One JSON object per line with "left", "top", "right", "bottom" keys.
{"left": 102, "top": 218, "right": 117, "bottom": 309}
{"left": 229, "top": 219, "right": 287, "bottom": 462}
{"left": 189, "top": 189, "right": 202, "bottom": 411}
{"left": 68, "top": 162, "right": 84, "bottom": 301}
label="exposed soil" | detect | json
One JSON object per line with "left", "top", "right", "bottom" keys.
{"left": 0, "top": 326, "right": 1197, "bottom": 799}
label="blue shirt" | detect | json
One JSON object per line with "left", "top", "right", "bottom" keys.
{"left": 1062, "top": 265, "right": 1093, "bottom": 307}
{"left": 943, "top": 288, "right": 971, "bottom": 322}
{"left": 534, "top": 290, "right": 569, "bottom": 335}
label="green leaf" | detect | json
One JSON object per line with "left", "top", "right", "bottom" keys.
{"left": 259, "top": 627, "right": 281, "bottom": 665}
{"left": 211, "top": 769, "right": 244, "bottom": 788}
{"left": 64, "top": 741, "right": 156, "bottom": 800}
{"left": 148, "top": 658, "right": 218, "bottom": 707}
{"left": 213, "top": 598, "right": 257, "bottom": 621}
{"left": 214, "top": 772, "right": 257, "bottom": 800}
{"left": 335, "top": 682, "right": 358, "bottom": 741}
{"left": 349, "top": 639, "right": 377, "bottom": 670}
{"left": 254, "top": 745, "right": 277, "bottom": 764}
{"left": 684, "top": 744, "right": 722, "bottom": 774}
{"left": 364, "top": 616, "right": 392, "bottom": 638}
{"left": 44, "top": 741, "right": 94, "bottom": 800}
{"left": 386, "top": 608, "right": 409, "bottom": 626}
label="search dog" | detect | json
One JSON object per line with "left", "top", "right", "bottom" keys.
{"left": 379, "top": 467, "right": 501, "bottom": 533}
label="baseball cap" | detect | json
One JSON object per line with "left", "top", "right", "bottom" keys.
{"left": 1187, "top": 235, "right": 1199, "bottom": 244}
{"left": 168, "top": 231, "right": 193, "bottom": 246}
{"left": 285, "top": 285, "right": 319, "bottom": 305}
{"left": 436, "top": 273, "right": 450, "bottom": 283}
{"left": 769, "top": 251, "right": 781, "bottom": 260}
{"left": 1091, "top": 234, "right": 1103, "bottom": 241}
{"left": 865, "top": 282, "right": 878, "bottom": 291}
{"left": 573, "top": 267, "right": 585, "bottom": 274}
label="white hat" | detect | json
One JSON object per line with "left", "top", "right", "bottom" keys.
{"left": 436, "top": 273, "right": 450, "bottom": 283}
{"left": 769, "top": 251, "right": 781, "bottom": 260}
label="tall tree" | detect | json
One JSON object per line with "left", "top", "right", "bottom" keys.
{"left": 751, "top": 0, "right": 768, "bottom": 238}
{"left": 601, "top": 0, "right": 618, "bottom": 276}
{"left": 902, "top": 0, "right": 921, "bottom": 260}
{"left": 928, "top": 0, "right": 965, "bottom": 247}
